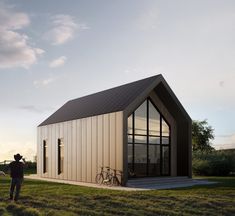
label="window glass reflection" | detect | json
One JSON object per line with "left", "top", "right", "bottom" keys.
{"left": 128, "top": 135, "right": 133, "bottom": 143}
{"left": 162, "top": 118, "right": 170, "bottom": 136}
{"left": 162, "top": 137, "right": 169, "bottom": 145}
{"left": 128, "top": 115, "right": 133, "bottom": 134}
{"left": 135, "top": 135, "right": 147, "bottom": 143}
{"left": 128, "top": 144, "right": 133, "bottom": 164}
{"left": 149, "top": 136, "right": 160, "bottom": 144}
{"left": 162, "top": 146, "right": 169, "bottom": 175}
{"left": 134, "top": 101, "right": 147, "bottom": 135}
{"left": 149, "top": 145, "right": 160, "bottom": 176}
{"left": 134, "top": 144, "right": 147, "bottom": 176}
{"left": 135, "top": 144, "right": 147, "bottom": 163}
{"left": 149, "top": 101, "right": 160, "bottom": 136}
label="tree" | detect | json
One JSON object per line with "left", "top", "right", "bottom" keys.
{"left": 192, "top": 120, "right": 214, "bottom": 152}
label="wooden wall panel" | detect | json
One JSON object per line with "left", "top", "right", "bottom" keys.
{"left": 91, "top": 116, "right": 98, "bottom": 182}
{"left": 76, "top": 120, "right": 82, "bottom": 181}
{"left": 97, "top": 115, "right": 103, "bottom": 170}
{"left": 86, "top": 117, "right": 92, "bottom": 182}
{"left": 81, "top": 119, "right": 87, "bottom": 182}
{"left": 37, "top": 111, "right": 124, "bottom": 183}
{"left": 63, "top": 122, "right": 68, "bottom": 180}
{"left": 72, "top": 120, "right": 77, "bottom": 181}
{"left": 109, "top": 113, "right": 116, "bottom": 170}
{"left": 51, "top": 124, "right": 56, "bottom": 178}
{"left": 103, "top": 114, "right": 110, "bottom": 167}
{"left": 67, "top": 121, "right": 72, "bottom": 180}
{"left": 116, "top": 112, "right": 123, "bottom": 171}
{"left": 48, "top": 125, "right": 52, "bottom": 178}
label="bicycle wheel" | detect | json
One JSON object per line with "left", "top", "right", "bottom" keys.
{"left": 95, "top": 173, "right": 103, "bottom": 184}
{"left": 111, "top": 176, "right": 120, "bottom": 186}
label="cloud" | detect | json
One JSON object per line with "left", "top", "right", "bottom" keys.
{"left": 33, "top": 77, "right": 57, "bottom": 88}
{"left": 0, "top": 4, "right": 44, "bottom": 69}
{"left": 137, "top": 8, "right": 160, "bottom": 30}
{"left": 49, "top": 56, "right": 67, "bottom": 68}
{"left": 44, "top": 14, "right": 88, "bottom": 45}
{"left": 0, "top": 5, "right": 30, "bottom": 29}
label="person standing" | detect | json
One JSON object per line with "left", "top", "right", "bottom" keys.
{"left": 8, "top": 154, "right": 25, "bottom": 201}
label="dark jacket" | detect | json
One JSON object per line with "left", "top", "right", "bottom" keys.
{"left": 9, "top": 161, "right": 24, "bottom": 178}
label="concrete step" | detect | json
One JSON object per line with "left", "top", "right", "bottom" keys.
{"left": 127, "top": 177, "right": 193, "bottom": 187}
{"left": 128, "top": 176, "right": 189, "bottom": 181}
{"left": 126, "top": 179, "right": 216, "bottom": 190}
{"left": 128, "top": 176, "right": 190, "bottom": 184}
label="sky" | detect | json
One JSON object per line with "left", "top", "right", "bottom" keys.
{"left": 0, "top": 0, "right": 234, "bottom": 161}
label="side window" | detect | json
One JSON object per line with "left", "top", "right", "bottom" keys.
{"left": 58, "top": 139, "right": 64, "bottom": 174}
{"left": 43, "top": 140, "right": 48, "bottom": 173}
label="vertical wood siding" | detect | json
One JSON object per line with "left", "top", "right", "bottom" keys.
{"left": 37, "top": 111, "right": 123, "bottom": 183}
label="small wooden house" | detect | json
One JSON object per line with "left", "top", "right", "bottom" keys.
{"left": 37, "top": 74, "right": 192, "bottom": 185}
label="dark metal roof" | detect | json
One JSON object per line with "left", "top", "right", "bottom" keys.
{"left": 39, "top": 75, "right": 161, "bottom": 126}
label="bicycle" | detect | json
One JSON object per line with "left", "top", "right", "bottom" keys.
{"left": 96, "top": 167, "right": 123, "bottom": 186}
{"left": 95, "top": 166, "right": 112, "bottom": 185}
{"left": 102, "top": 167, "right": 112, "bottom": 185}
{"left": 95, "top": 167, "right": 105, "bottom": 184}
{"left": 110, "top": 169, "right": 123, "bottom": 186}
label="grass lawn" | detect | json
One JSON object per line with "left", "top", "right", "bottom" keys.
{"left": 0, "top": 176, "right": 234, "bottom": 216}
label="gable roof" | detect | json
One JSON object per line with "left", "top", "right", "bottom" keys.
{"left": 39, "top": 74, "right": 161, "bottom": 126}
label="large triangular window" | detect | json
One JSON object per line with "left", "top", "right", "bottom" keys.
{"left": 127, "top": 98, "right": 170, "bottom": 177}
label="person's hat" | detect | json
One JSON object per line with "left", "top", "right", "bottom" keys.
{"left": 14, "top": 153, "right": 23, "bottom": 161}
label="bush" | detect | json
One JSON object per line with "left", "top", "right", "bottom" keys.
{"left": 0, "top": 162, "right": 36, "bottom": 175}
{"left": 193, "top": 159, "right": 210, "bottom": 176}
{"left": 193, "top": 150, "right": 235, "bottom": 176}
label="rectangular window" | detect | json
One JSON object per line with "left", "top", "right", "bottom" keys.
{"left": 43, "top": 140, "right": 48, "bottom": 173}
{"left": 58, "top": 139, "right": 64, "bottom": 175}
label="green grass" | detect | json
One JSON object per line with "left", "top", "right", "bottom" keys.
{"left": 0, "top": 176, "right": 234, "bottom": 216}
